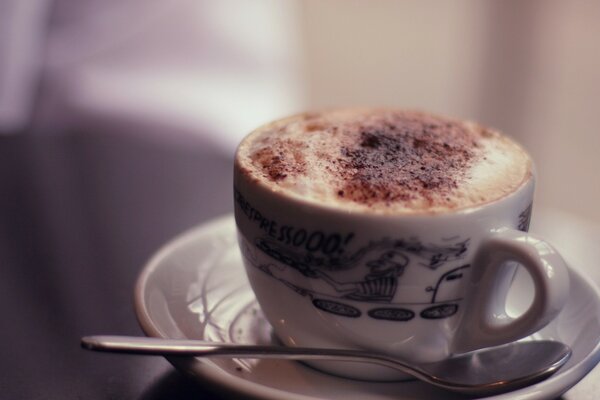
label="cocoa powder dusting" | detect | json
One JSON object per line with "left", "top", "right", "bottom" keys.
{"left": 248, "top": 110, "right": 484, "bottom": 209}
{"left": 337, "top": 114, "right": 479, "bottom": 206}
{"left": 251, "top": 139, "right": 306, "bottom": 181}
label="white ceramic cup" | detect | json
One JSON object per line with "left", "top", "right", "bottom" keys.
{"left": 234, "top": 150, "right": 569, "bottom": 380}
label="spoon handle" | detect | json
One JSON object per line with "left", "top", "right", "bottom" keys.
{"left": 81, "top": 335, "right": 426, "bottom": 377}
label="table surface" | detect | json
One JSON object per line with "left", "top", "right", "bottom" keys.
{"left": 1, "top": 133, "right": 598, "bottom": 400}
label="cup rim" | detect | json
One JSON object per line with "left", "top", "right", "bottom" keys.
{"left": 234, "top": 108, "right": 535, "bottom": 220}
{"left": 234, "top": 154, "right": 535, "bottom": 220}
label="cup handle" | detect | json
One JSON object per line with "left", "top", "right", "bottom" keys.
{"left": 452, "top": 228, "right": 570, "bottom": 354}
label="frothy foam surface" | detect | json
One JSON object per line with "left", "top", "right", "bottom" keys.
{"left": 236, "top": 109, "right": 532, "bottom": 214}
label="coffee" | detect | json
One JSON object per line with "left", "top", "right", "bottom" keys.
{"left": 236, "top": 108, "right": 531, "bottom": 214}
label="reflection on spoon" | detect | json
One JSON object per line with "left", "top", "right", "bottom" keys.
{"left": 81, "top": 335, "right": 570, "bottom": 396}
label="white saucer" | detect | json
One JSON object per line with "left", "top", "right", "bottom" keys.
{"left": 134, "top": 214, "right": 600, "bottom": 400}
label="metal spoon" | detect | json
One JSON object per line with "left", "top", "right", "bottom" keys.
{"left": 81, "top": 335, "right": 571, "bottom": 396}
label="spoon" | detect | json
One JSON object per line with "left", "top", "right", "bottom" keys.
{"left": 81, "top": 335, "right": 571, "bottom": 396}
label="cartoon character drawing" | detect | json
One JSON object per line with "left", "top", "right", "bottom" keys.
{"left": 315, "top": 251, "right": 409, "bottom": 302}
{"left": 242, "top": 233, "right": 471, "bottom": 320}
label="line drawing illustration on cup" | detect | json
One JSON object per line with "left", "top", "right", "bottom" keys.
{"left": 518, "top": 202, "right": 533, "bottom": 232}
{"left": 238, "top": 215, "right": 472, "bottom": 322}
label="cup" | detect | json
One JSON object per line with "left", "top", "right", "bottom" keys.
{"left": 233, "top": 111, "right": 569, "bottom": 380}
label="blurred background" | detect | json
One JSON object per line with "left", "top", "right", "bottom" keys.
{"left": 4, "top": 0, "right": 600, "bottom": 296}
{"left": 2, "top": 1, "right": 599, "bottom": 398}
{"left": 3, "top": 0, "right": 599, "bottom": 214}
{"left": 3, "top": 0, "right": 600, "bottom": 291}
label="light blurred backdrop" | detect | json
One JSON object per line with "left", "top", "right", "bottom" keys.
{"left": 2, "top": 0, "right": 599, "bottom": 266}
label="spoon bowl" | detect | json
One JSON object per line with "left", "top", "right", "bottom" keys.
{"left": 81, "top": 335, "right": 571, "bottom": 396}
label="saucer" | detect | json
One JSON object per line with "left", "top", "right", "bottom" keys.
{"left": 134, "top": 214, "right": 600, "bottom": 400}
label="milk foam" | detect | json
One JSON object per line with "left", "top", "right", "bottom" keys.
{"left": 236, "top": 109, "right": 531, "bottom": 214}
